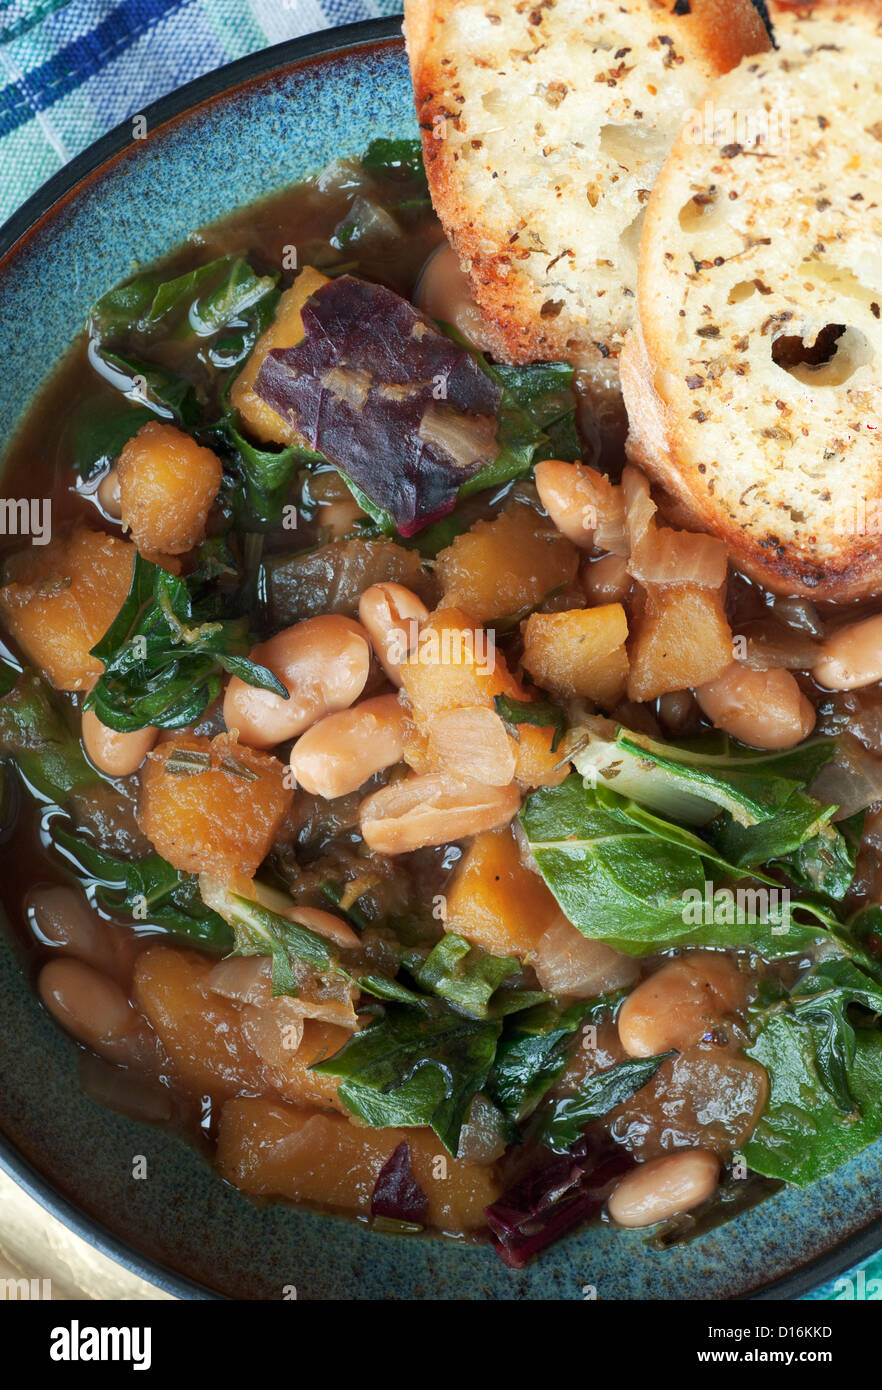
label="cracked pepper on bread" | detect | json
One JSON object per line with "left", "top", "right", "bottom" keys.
{"left": 622, "top": 2, "right": 882, "bottom": 600}
{"left": 403, "top": 0, "right": 771, "bottom": 435}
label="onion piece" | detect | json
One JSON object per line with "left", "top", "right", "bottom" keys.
{"left": 532, "top": 914, "right": 638, "bottom": 998}
{"left": 810, "top": 734, "right": 882, "bottom": 820}
{"left": 736, "top": 619, "right": 822, "bottom": 671}
{"left": 623, "top": 465, "right": 727, "bottom": 587}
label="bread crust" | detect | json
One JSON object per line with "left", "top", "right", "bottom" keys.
{"left": 629, "top": 15, "right": 882, "bottom": 601}
{"left": 404, "top": 0, "right": 769, "bottom": 424}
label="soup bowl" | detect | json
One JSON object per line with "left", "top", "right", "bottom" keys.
{"left": 0, "top": 16, "right": 878, "bottom": 1301}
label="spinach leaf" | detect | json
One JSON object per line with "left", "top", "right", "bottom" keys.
{"left": 775, "top": 809, "right": 864, "bottom": 902}
{"left": 85, "top": 553, "right": 286, "bottom": 732}
{"left": 312, "top": 1002, "right": 502, "bottom": 1154}
{"left": 0, "top": 671, "right": 98, "bottom": 803}
{"left": 53, "top": 828, "right": 232, "bottom": 949}
{"left": 489, "top": 995, "right": 622, "bottom": 1122}
{"left": 541, "top": 1051, "right": 674, "bottom": 1154}
{"left": 494, "top": 694, "right": 567, "bottom": 752}
{"left": 188, "top": 258, "right": 278, "bottom": 337}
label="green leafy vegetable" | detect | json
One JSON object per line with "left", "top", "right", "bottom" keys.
{"left": 521, "top": 774, "right": 840, "bottom": 957}
{"left": 404, "top": 933, "right": 523, "bottom": 1019}
{"left": 312, "top": 1002, "right": 501, "bottom": 1155}
{"left": 71, "top": 401, "right": 156, "bottom": 481}
{"left": 97, "top": 350, "right": 202, "bottom": 429}
{"left": 84, "top": 553, "right": 286, "bottom": 732}
{"left": 220, "top": 891, "right": 339, "bottom": 996}
{"left": 494, "top": 694, "right": 567, "bottom": 752}
{"left": 360, "top": 137, "right": 428, "bottom": 188}
{"left": 541, "top": 1051, "right": 674, "bottom": 1154}
{"left": 744, "top": 959, "right": 882, "bottom": 1184}
{"left": 90, "top": 255, "right": 277, "bottom": 343}
{"left": 0, "top": 671, "right": 98, "bottom": 803}
{"left": 53, "top": 828, "right": 232, "bottom": 949}
{"left": 488, "top": 996, "right": 623, "bottom": 1122}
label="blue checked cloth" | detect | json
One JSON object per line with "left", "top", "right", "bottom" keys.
{"left": 0, "top": 0, "right": 876, "bottom": 1306}
{"left": 0, "top": 0, "right": 403, "bottom": 222}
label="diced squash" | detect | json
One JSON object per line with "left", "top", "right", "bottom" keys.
{"left": 435, "top": 503, "right": 580, "bottom": 624}
{"left": 243, "top": 1014, "right": 349, "bottom": 1113}
{"left": 138, "top": 733, "right": 292, "bottom": 877}
{"left": 0, "top": 526, "right": 135, "bottom": 691}
{"left": 444, "top": 824, "right": 560, "bottom": 959}
{"left": 229, "top": 265, "right": 329, "bottom": 445}
{"left": 627, "top": 584, "right": 732, "bottom": 702}
{"left": 513, "top": 722, "right": 570, "bottom": 789}
{"left": 118, "top": 421, "right": 222, "bottom": 555}
{"left": 521, "top": 604, "right": 629, "bottom": 707}
{"left": 399, "top": 607, "right": 527, "bottom": 736}
{"left": 215, "top": 1097, "right": 501, "bottom": 1233}
{"left": 134, "top": 946, "right": 267, "bottom": 1100}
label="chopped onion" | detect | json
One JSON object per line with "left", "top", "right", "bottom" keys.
{"left": 417, "top": 404, "right": 498, "bottom": 471}
{"left": 736, "top": 619, "right": 822, "bottom": 671}
{"left": 810, "top": 734, "right": 882, "bottom": 820}
{"left": 771, "top": 594, "right": 825, "bottom": 637}
{"left": 533, "top": 914, "right": 638, "bottom": 997}
{"left": 623, "top": 464, "right": 727, "bottom": 587}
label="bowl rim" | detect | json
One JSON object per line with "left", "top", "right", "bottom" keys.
{"left": 0, "top": 11, "right": 880, "bottom": 1303}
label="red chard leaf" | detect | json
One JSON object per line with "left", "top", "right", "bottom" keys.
{"left": 370, "top": 1141, "right": 430, "bottom": 1225}
{"left": 254, "top": 276, "right": 502, "bottom": 536}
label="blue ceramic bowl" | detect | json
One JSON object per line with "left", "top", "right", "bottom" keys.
{"left": 0, "top": 17, "right": 878, "bottom": 1301}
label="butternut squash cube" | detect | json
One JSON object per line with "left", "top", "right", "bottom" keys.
{"left": 138, "top": 733, "right": 292, "bottom": 877}
{"left": 627, "top": 584, "right": 732, "bottom": 702}
{"left": 133, "top": 946, "right": 267, "bottom": 1100}
{"left": 0, "top": 526, "right": 135, "bottom": 691}
{"left": 513, "top": 722, "right": 570, "bottom": 790}
{"left": 118, "top": 421, "right": 222, "bottom": 555}
{"left": 215, "top": 1097, "right": 500, "bottom": 1233}
{"left": 443, "top": 824, "right": 560, "bottom": 960}
{"left": 521, "top": 604, "right": 628, "bottom": 707}
{"left": 435, "top": 503, "right": 580, "bottom": 624}
{"left": 230, "top": 265, "right": 329, "bottom": 445}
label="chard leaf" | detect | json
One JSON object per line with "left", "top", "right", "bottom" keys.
{"left": 0, "top": 671, "right": 98, "bottom": 802}
{"left": 360, "top": 137, "right": 428, "bottom": 188}
{"left": 71, "top": 401, "right": 156, "bottom": 481}
{"left": 312, "top": 1002, "right": 501, "bottom": 1155}
{"left": 98, "top": 350, "right": 202, "bottom": 429}
{"left": 211, "top": 418, "right": 319, "bottom": 528}
{"left": 521, "top": 774, "right": 845, "bottom": 958}
{"left": 743, "top": 958, "right": 882, "bottom": 1182}
{"left": 222, "top": 892, "right": 339, "bottom": 996}
{"left": 85, "top": 553, "right": 286, "bottom": 732}
{"left": 488, "top": 995, "right": 623, "bottom": 1122}
{"left": 541, "top": 1051, "right": 674, "bottom": 1154}
{"left": 404, "top": 933, "right": 522, "bottom": 1019}
{"left": 188, "top": 258, "right": 278, "bottom": 337}
{"left": 572, "top": 718, "right": 838, "bottom": 828}
{"left": 494, "top": 694, "right": 567, "bottom": 751}
{"left": 53, "top": 828, "right": 232, "bottom": 949}
{"left": 744, "top": 1019, "right": 882, "bottom": 1184}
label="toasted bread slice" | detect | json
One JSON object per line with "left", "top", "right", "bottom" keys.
{"left": 404, "top": 0, "right": 770, "bottom": 432}
{"left": 623, "top": 13, "right": 882, "bottom": 601}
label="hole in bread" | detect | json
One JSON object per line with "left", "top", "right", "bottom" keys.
{"left": 678, "top": 189, "right": 725, "bottom": 235}
{"left": 728, "top": 281, "right": 757, "bottom": 305}
{"left": 771, "top": 324, "right": 871, "bottom": 387}
{"left": 599, "top": 124, "right": 669, "bottom": 172}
